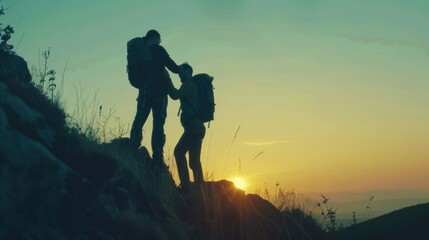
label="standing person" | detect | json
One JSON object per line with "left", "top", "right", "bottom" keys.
{"left": 168, "top": 63, "right": 205, "bottom": 191}
{"left": 129, "top": 29, "right": 181, "bottom": 166}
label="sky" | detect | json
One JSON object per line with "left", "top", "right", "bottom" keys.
{"left": 4, "top": 0, "right": 429, "bottom": 201}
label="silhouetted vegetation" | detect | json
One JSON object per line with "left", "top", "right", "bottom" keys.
{"left": 30, "top": 47, "right": 57, "bottom": 99}
{"left": 0, "top": 0, "right": 14, "bottom": 56}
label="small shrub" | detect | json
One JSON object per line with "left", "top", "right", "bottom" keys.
{"left": 317, "top": 194, "right": 339, "bottom": 232}
{"left": 0, "top": 1, "right": 15, "bottom": 56}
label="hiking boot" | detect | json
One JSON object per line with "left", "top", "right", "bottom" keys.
{"left": 154, "top": 159, "right": 168, "bottom": 169}
{"left": 136, "top": 146, "right": 151, "bottom": 160}
{"left": 152, "top": 153, "right": 168, "bottom": 169}
{"left": 178, "top": 183, "right": 190, "bottom": 194}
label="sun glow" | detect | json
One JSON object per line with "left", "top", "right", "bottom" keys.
{"left": 231, "top": 177, "right": 247, "bottom": 191}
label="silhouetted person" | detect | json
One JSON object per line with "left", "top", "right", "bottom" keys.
{"left": 129, "top": 29, "right": 181, "bottom": 165}
{"left": 168, "top": 63, "right": 205, "bottom": 190}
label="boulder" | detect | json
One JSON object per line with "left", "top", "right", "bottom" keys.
{"left": 0, "top": 54, "right": 32, "bottom": 84}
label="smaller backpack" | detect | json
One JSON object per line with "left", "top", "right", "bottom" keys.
{"left": 126, "top": 37, "right": 151, "bottom": 89}
{"left": 192, "top": 73, "right": 215, "bottom": 124}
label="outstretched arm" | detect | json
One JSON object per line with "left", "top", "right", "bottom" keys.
{"left": 158, "top": 46, "right": 180, "bottom": 74}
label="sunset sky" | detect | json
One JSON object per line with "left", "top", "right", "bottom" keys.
{"left": 6, "top": 0, "right": 429, "bottom": 198}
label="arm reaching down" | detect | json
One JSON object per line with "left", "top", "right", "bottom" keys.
{"left": 158, "top": 46, "right": 180, "bottom": 74}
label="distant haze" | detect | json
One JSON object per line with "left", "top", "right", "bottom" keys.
{"left": 306, "top": 189, "right": 429, "bottom": 224}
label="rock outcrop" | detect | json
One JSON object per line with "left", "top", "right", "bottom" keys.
{"left": 178, "top": 180, "right": 288, "bottom": 240}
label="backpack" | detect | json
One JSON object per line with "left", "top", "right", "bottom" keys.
{"left": 191, "top": 73, "right": 215, "bottom": 124}
{"left": 126, "top": 37, "right": 151, "bottom": 89}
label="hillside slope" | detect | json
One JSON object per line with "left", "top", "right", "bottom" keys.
{"left": 0, "top": 53, "right": 328, "bottom": 240}
{"left": 336, "top": 203, "right": 429, "bottom": 240}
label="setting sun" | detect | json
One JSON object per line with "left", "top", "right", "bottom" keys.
{"left": 231, "top": 177, "right": 247, "bottom": 191}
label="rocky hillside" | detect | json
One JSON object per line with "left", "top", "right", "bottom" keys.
{"left": 335, "top": 203, "right": 429, "bottom": 240}
{"left": 0, "top": 53, "right": 328, "bottom": 240}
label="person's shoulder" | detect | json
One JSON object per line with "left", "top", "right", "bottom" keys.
{"left": 151, "top": 44, "right": 166, "bottom": 51}
{"left": 180, "top": 80, "right": 192, "bottom": 89}
{"left": 183, "top": 79, "right": 195, "bottom": 86}
{"left": 130, "top": 36, "right": 141, "bottom": 41}
{"left": 127, "top": 37, "right": 142, "bottom": 46}
{"left": 150, "top": 44, "right": 167, "bottom": 55}
{"left": 186, "top": 80, "right": 198, "bottom": 92}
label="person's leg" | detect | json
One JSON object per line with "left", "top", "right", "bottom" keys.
{"left": 188, "top": 133, "right": 204, "bottom": 184}
{"left": 151, "top": 95, "right": 168, "bottom": 162}
{"left": 130, "top": 91, "right": 152, "bottom": 151}
{"left": 174, "top": 133, "right": 191, "bottom": 189}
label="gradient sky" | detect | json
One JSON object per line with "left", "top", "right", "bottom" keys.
{"left": 6, "top": 0, "right": 429, "bottom": 197}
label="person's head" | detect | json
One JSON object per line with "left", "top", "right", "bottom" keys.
{"left": 145, "top": 29, "right": 161, "bottom": 45}
{"left": 179, "top": 63, "right": 193, "bottom": 82}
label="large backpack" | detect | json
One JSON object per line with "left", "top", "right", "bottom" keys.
{"left": 126, "top": 37, "right": 151, "bottom": 89}
{"left": 192, "top": 73, "right": 215, "bottom": 124}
